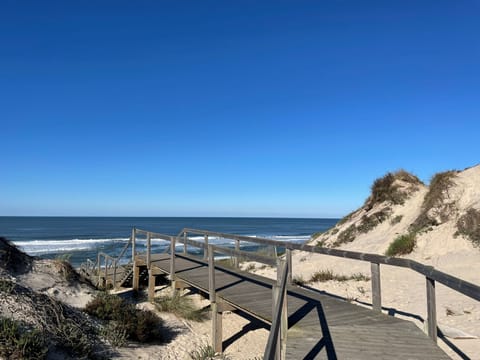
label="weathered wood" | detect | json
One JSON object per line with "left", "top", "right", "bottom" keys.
{"left": 208, "top": 245, "right": 216, "bottom": 302}
{"left": 211, "top": 244, "right": 277, "bottom": 266}
{"left": 174, "top": 228, "right": 480, "bottom": 302}
{"left": 234, "top": 239, "right": 240, "bottom": 268}
{"left": 170, "top": 236, "right": 176, "bottom": 290}
{"left": 112, "top": 260, "right": 117, "bottom": 288}
{"left": 148, "top": 269, "right": 155, "bottom": 301}
{"left": 211, "top": 302, "right": 223, "bottom": 353}
{"left": 146, "top": 232, "right": 151, "bottom": 269}
{"left": 133, "top": 252, "right": 450, "bottom": 360}
{"left": 204, "top": 235, "right": 209, "bottom": 260}
{"left": 133, "top": 263, "right": 140, "bottom": 291}
{"left": 183, "top": 231, "right": 187, "bottom": 254}
{"left": 426, "top": 276, "right": 437, "bottom": 342}
{"left": 131, "top": 227, "right": 136, "bottom": 262}
{"left": 279, "top": 261, "right": 287, "bottom": 360}
{"left": 265, "top": 259, "right": 288, "bottom": 360}
{"left": 174, "top": 280, "right": 188, "bottom": 291}
{"left": 97, "top": 253, "right": 101, "bottom": 286}
{"left": 218, "top": 299, "right": 235, "bottom": 312}
{"left": 104, "top": 257, "right": 108, "bottom": 283}
{"left": 371, "top": 262, "right": 382, "bottom": 312}
{"left": 286, "top": 249, "right": 292, "bottom": 285}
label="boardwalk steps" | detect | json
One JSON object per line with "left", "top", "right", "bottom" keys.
{"left": 80, "top": 227, "right": 480, "bottom": 359}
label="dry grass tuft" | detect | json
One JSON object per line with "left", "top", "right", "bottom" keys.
{"left": 334, "top": 224, "right": 357, "bottom": 246}
{"left": 365, "top": 170, "right": 422, "bottom": 210}
{"left": 456, "top": 208, "right": 480, "bottom": 246}
{"left": 357, "top": 208, "right": 392, "bottom": 234}
{"left": 310, "top": 269, "right": 370, "bottom": 283}
{"left": 410, "top": 170, "right": 458, "bottom": 232}
{"left": 155, "top": 293, "right": 208, "bottom": 322}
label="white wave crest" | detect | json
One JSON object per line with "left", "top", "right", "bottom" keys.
{"left": 13, "top": 238, "right": 130, "bottom": 255}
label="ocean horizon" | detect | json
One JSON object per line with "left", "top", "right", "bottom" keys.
{"left": 0, "top": 216, "right": 338, "bottom": 267}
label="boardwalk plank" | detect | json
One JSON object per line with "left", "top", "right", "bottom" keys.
{"left": 115, "top": 253, "right": 451, "bottom": 359}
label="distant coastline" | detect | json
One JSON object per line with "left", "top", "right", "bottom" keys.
{"left": 0, "top": 216, "right": 338, "bottom": 267}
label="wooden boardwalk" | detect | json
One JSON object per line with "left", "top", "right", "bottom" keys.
{"left": 133, "top": 252, "right": 450, "bottom": 359}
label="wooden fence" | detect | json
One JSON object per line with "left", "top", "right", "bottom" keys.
{"left": 85, "top": 226, "right": 480, "bottom": 359}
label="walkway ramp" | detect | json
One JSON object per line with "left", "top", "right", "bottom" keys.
{"left": 136, "top": 252, "right": 450, "bottom": 359}
{"left": 82, "top": 227, "right": 480, "bottom": 359}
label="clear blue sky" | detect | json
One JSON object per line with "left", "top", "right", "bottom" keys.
{"left": 1, "top": 1, "right": 479, "bottom": 218}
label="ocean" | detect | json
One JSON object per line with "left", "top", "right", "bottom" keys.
{"left": 0, "top": 217, "right": 338, "bottom": 267}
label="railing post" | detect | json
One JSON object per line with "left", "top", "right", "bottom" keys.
{"left": 97, "top": 253, "right": 101, "bottom": 286}
{"left": 426, "top": 275, "right": 437, "bottom": 342}
{"left": 208, "top": 245, "right": 216, "bottom": 302}
{"left": 270, "top": 259, "right": 287, "bottom": 360}
{"left": 113, "top": 259, "right": 117, "bottom": 289}
{"left": 208, "top": 245, "right": 222, "bottom": 353}
{"left": 131, "top": 227, "right": 136, "bottom": 262}
{"left": 132, "top": 262, "right": 140, "bottom": 291}
{"left": 146, "top": 232, "right": 151, "bottom": 269}
{"left": 204, "top": 235, "right": 209, "bottom": 260}
{"left": 286, "top": 249, "right": 292, "bottom": 285}
{"left": 371, "top": 263, "right": 382, "bottom": 312}
{"left": 183, "top": 231, "right": 187, "bottom": 254}
{"left": 234, "top": 239, "right": 240, "bottom": 268}
{"left": 104, "top": 256, "right": 108, "bottom": 287}
{"left": 170, "top": 236, "right": 176, "bottom": 291}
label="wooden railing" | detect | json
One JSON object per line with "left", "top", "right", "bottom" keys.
{"left": 87, "top": 234, "right": 135, "bottom": 288}
{"left": 175, "top": 228, "right": 480, "bottom": 343}
{"left": 129, "top": 227, "right": 479, "bottom": 356}
{"left": 264, "top": 258, "right": 289, "bottom": 360}
{"left": 134, "top": 228, "right": 288, "bottom": 358}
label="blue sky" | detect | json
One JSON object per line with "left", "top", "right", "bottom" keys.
{"left": 1, "top": 1, "right": 479, "bottom": 218}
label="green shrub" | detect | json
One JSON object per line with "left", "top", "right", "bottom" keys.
{"left": 310, "top": 270, "right": 370, "bottom": 283}
{"left": 334, "top": 224, "right": 357, "bottom": 246}
{"left": 292, "top": 275, "right": 306, "bottom": 286}
{"left": 155, "top": 294, "right": 208, "bottom": 322}
{"left": 244, "top": 263, "right": 256, "bottom": 272}
{"left": 85, "top": 292, "right": 125, "bottom": 321}
{"left": 0, "top": 317, "right": 48, "bottom": 360}
{"left": 390, "top": 215, "right": 403, "bottom": 225}
{"left": 385, "top": 233, "right": 416, "bottom": 256}
{"left": 55, "top": 320, "right": 92, "bottom": 356}
{"left": 85, "top": 293, "right": 164, "bottom": 343}
{"left": 0, "top": 279, "right": 16, "bottom": 294}
{"left": 456, "top": 208, "right": 480, "bottom": 246}
{"left": 315, "top": 239, "right": 326, "bottom": 247}
{"left": 100, "top": 321, "right": 127, "bottom": 348}
{"left": 134, "top": 310, "right": 164, "bottom": 343}
{"left": 189, "top": 343, "right": 230, "bottom": 360}
{"left": 357, "top": 208, "right": 391, "bottom": 234}
{"left": 350, "top": 273, "right": 371, "bottom": 281}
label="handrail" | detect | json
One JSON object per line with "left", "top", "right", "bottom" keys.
{"left": 264, "top": 259, "right": 289, "bottom": 360}
{"left": 133, "top": 227, "right": 480, "bottom": 302}
{"left": 210, "top": 244, "right": 277, "bottom": 266}
{"left": 94, "top": 235, "right": 134, "bottom": 288}
{"left": 177, "top": 227, "right": 479, "bottom": 344}
{"left": 180, "top": 228, "right": 480, "bottom": 302}
{"left": 127, "top": 227, "right": 480, "bottom": 345}
{"left": 135, "top": 228, "right": 278, "bottom": 267}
